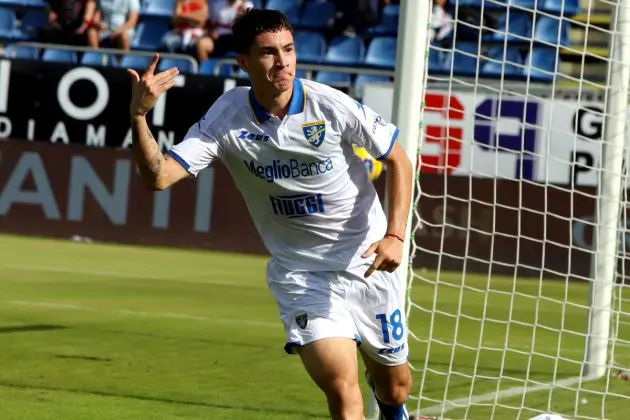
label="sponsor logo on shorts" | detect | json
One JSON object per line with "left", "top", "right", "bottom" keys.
{"left": 270, "top": 193, "right": 325, "bottom": 218}
{"left": 244, "top": 158, "right": 333, "bottom": 183}
{"left": 378, "top": 343, "right": 405, "bottom": 355}
{"left": 295, "top": 313, "right": 308, "bottom": 329}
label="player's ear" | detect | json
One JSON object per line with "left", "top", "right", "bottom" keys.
{"left": 236, "top": 54, "right": 248, "bottom": 73}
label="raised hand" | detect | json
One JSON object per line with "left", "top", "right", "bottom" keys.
{"left": 128, "top": 53, "right": 179, "bottom": 118}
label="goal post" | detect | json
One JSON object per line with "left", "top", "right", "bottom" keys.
{"left": 584, "top": 0, "right": 630, "bottom": 379}
{"left": 363, "top": 0, "right": 630, "bottom": 418}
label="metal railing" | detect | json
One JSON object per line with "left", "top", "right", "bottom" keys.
{"left": 10, "top": 42, "right": 199, "bottom": 73}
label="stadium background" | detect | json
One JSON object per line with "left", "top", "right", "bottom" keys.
{"left": 1, "top": 0, "right": 628, "bottom": 419}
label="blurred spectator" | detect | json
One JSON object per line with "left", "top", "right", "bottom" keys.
{"left": 195, "top": 0, "right": 253, "bottom": 61}
{"left": 162, "top": 0, "right": 209, "bottom": 55}
{"left": 39, "top": 0, "right": 98, "bottom": 46}
{"left": 430, "top": 0, "right": 453, "bottom": 43}
{"left": 87, "top": 0, "right": 140, "bottom": 50}
{"left": 332, "top": 0, "right": 377, "bottom": 36}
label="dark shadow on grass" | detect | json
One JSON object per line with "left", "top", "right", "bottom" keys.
{"left": 0, "top": 381, "right": 328, "bottom": 418}
{"left": 0, "top": 324, "right": 67, "bottom": 334}
{"left": 87, "top": 327, "right": 277, "bottom": 351}
{"left": 54, "top": 355, "right": 112, "bottom": 362}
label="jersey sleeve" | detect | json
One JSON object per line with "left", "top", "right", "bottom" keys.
{"left": 167, "top": 107, "right": 226, "bottom": 177}
{"left": 339, "top": 96, "right": 400, "bottom": 160}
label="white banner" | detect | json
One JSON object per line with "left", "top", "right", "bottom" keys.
{"left": 364, "top": 85, "right": 611, "bottom": 187}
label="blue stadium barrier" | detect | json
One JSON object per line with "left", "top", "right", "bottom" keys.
{"left": 158, "top": 57, "right": 195, "bottom": 73}
{"left": 81, "top": 51, "right": 113, "bottom": 67}
{"left": 119, "top": 54, "right": 152, "bottom": 70}
{"left": 42, "top": 48, "right": 77, "bottom": 63}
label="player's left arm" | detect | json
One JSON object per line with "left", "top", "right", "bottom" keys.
{"left": 362, "top": 141, "right": 413, "bottom": 278}
{"left": 334, "top": 95, "right": 414, "bottom": 277}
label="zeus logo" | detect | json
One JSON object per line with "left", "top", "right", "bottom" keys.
{"left": 378, "top": 343, "right": 405, "bottom": 355}
{"left": 238, "top": 130, "right": 270, "bottom": 142}
{"left": 270, "top": 193, "right": 325, "bottom": 218}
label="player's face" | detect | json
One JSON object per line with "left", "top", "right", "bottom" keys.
{"left": 241, "top": 29, "right": 296, "bottom": 92}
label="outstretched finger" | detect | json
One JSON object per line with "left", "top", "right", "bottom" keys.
{"left": 143, "top": 53, "right": 160, "bottom": 79}
{"left": 127, "top": 68, "right": 140, "bottom": 83}
{"left": 153, "top": 67, "right": 179, "bottom": 85}
{"left": 361, "top": 242, "right": 379, "bottom": 259}
{"left": 158, "top": 78, "right": 178, "bottom": 93}
{"left": 365, "top": 255, "right": 385, "bottom": 278}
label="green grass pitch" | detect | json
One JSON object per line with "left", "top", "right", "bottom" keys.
{"left": 0, "top": 234, "right": 628, "bottom": 419}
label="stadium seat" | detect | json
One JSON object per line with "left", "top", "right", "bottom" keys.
{"left": 0, "top": 0, "right": 46, "bottom": 8}
{"left": 523, "top": 48, "right": 557, "bottom": 81}
{"left": 446, "top": 42, "right": 480, "bottom": 76}
{"left": 119, "top": 54, "right": 152, "bottom": 70}
{"left": 364, "top": 37, "right": 397, "bottom": 68}
{"left": 494, "top": 12, "right": 532, "bottom": 41}
{"left": 323, "top": 35, "right": 365, "bottom": 65}
{"left": 354, "top": 74, "right": 391, "bottom": 96}
{"left": 80, "top": 52, "right": 112, "bottom": 67}
{"left": 534, "top": 16, "right": 570, "bottom": 47}
{"left": 482, "top": 46, "right": 523, "bottom": 77}
{"left": 42, "top": 49, "right": 77, "bottom": 63}
{"left": 508, "top": 0, "right": 537, "bottom": 9}
{"left": 314, "top": 71, "right": 352, "bottom": 86}
{"left": 294, "top": 31, "right": 326, "bottom": 63}
{"left": 368, "top": 3, "right": 399, "bottom": 35}
{"left": 298, "top": 1, "right": 336, "bottom": 30}
{"left": 0, "top": 7, "right": 20, "bottom": 40}
{"left": 199, "top": 58, "right": 233, "bottom": 77}
{"left": 131, "top": 21, "right": 171, "bottom": 50}
{"left": 158, "top": 57, "right": 195, "bottom": 74}
{"left": 543, "top": 0, "right": 580, "bottom": 16}
{"left": 19, "top": 10, "right": 48, "bottom": 39}
{"left": 142, "top": 0, "right": 175, "bottom": 18}
{"left": 265, "top": 0, "right": 300, "bottom": 24}
{"left": 428, "top": 46, "right": 444, "bottom": 73}
{"left": 2, "top": 44, "right": 38, "bottom": 59}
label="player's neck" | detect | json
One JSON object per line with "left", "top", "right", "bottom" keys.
{"left": 251, "top": 84, "right": 293, "bottom": 119}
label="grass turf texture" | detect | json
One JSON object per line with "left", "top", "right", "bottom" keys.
{"left": 0, "top": 234, "right": 628, "bottom": 419}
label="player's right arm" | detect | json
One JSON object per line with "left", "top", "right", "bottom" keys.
{"left": 128, "top": 53, "right": 189, "bottom": 191}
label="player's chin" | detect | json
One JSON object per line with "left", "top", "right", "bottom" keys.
{"left": 271, "top": 75, "right": 294, "bottom": 91}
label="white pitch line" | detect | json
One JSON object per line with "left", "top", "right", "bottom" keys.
{"left": 3, "top": 300, "right": 278, "bottom": 328}
{"left": 2, "top": 264, "right": 262, "bottom": 288}
{"left": 418, "top": 375, "right": 599, "bottom": 417}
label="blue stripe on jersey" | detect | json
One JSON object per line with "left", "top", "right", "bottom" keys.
{"left": 167, "top": 149, "right": 191, "bottom": 171}
{"left": 377, "top": 127, "right": 400, "bottom": 161}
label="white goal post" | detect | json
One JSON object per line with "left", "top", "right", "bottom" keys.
{"left": 372, "top": 0, "right": 630, "bottom": 418}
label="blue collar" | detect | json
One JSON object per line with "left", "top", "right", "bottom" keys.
{"left": 248, "top": 78, "right": 305, "bottom": 123}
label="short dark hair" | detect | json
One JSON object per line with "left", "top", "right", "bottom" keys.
{"left": 232, "top": 8, "right": 294, "bottom": 54}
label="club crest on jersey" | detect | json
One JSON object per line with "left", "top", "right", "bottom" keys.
{"left": 295, "top": 313, "right": 308, "bottom": 329}
{"left": 301, "top": 120, "right": 326, "bottom": 148}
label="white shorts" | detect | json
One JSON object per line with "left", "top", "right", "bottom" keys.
{"left": 266, "top": 259, "right": 409, "bottom": 366}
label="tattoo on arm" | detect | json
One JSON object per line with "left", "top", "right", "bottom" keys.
{"left": 149, "top": 148, "right": 164, "bottom": 175}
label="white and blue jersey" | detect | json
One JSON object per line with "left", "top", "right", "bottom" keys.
{"left": 168, "top": 78, "right": 399, "bottom": 272}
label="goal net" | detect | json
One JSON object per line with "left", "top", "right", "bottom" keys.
{"left": 401, "top": 0, "right": 630, "bottom": 418}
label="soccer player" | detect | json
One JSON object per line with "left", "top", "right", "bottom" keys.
{"left": 127, "top": 8, "right": 414, "bottom": 420}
